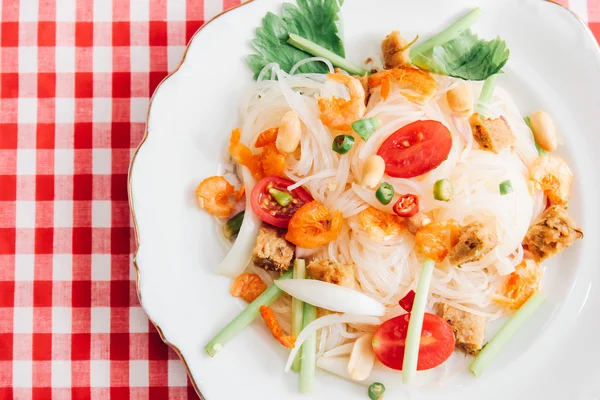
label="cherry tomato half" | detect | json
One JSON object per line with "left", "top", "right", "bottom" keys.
{"left": 377, "top": 120, "right": 452, "bottom": 178}
{"left": 393, "top": 194, "right": 419, "bottom": 217}
{"left": 250, "top": 177, "right": 313, "bottom": 228}
{"left": 372, "top": 313, "right": 455, "bottom": 371}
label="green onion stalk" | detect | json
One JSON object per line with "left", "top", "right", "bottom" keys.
{"left": 291, "top": 259, "right": 306, "bottom": 372}
{"left": 205, "top": 270, "right": 293, "bottom": 357}
{"left": 287, "top": 33, "right": 367, "bottom": 76}
{"left": 476, "top": 74, "right": 498, "bottom": 119}
{"left": 299, "top": 302, "right": 317, "bottom": 393}
{"left": 402, "top": 258, "right": 436, "bottom": 384}
{"left": 352, "top": 117, "right": 380, "bottom": 141}
{"left": 470, "top": 292, "right": 546, "bottom": 376}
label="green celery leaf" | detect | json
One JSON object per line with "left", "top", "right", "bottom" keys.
{"left": 248, "top": 0, "right": 345, "bottom": 79}
{"left": 412, "top": 29, "right": 509, "bottom": 81}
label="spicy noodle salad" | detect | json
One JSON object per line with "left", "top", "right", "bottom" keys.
{"left": 196, "top": 2, "right": 583, "bottom": 395}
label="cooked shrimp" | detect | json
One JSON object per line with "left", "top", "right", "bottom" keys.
{"left": 368, "top": 68, "right": 437, "bottom": 104}
{"left": 286, "top": 201, "right": 343, "bottom": 248}
{"left": 318, "top": 73, "right": 366, "bottom": 131}
{"left": 254, "top": 127, "right": 279, "bottom": 148}
{"left": 230, "top": 273, "right": 267, "bottom": 303}
{"left": 195, "top": 176, "right": 236, "bottom": 218}
{"left": 530, "top": 154, "right": 572, "bottom": 206}
{"left": 258, "top": 143, "right": 286, "bottom": 177}
{"left": 229, "top": 128, "right": 286, "bottom": 179}
{"left": 229, "top": 128, "right": 261, "bottom": 179}
{"left": 494, "top": 259, "right": 542, "bottom": 310}
{"left": 357, "top": 207, "right": 406, "bottom": 240}
{"left": 415, "top": 220, "right": 460, "bottom": 262}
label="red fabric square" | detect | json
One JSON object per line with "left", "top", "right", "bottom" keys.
{"left": 34, "top": 201, "right": 54, "bottom": 228}
{"left": 111, "top": 201, "right": 131, "bottom": 227}
{"left": 72, "top": 227, "right": 92, "bottom": 254}
{"left": 37, "top": 21, "right": 56, "bottom": 46}
{"left": 0, "top": 334, "right": 12, "bottom": 360}
{"left": 0, "top": 229, "right": 16, "bottom": 254}
{"left": 110, "top": 388, "right": 129, "bottom": 398}
{"left": 36, "top": 149, "right": 54, "bottom": 176}
{"left": 75, "top": 22, "right": 93, "bottom": 47}
{"left": 112, "top": 72, "right": 131, "bottom": 98}
{"left": 149, "top": 387, "right": 168, "bottom": 400}
{"left": 37, "top": 73, "right": 56, "bottom": 98}
{"left": 0, "top": 389, "right": 13, "bottom": 399}
{"left": 34, "top": 228, "right": 54, "bottom": 254}
{"left": 73, "top": 174, "right": 92, "bottom": 200}
{"left": 35, "top": 175, "right": 54, "bottom": 201}
{"left": 148, "top": 360, "right": 167, "bottom": 386}
{"left": 112, "top": 22, "right": 130, "bottom": 46}
{"left": 73, "top": 149, "right": 92, "bottom": 174}
{"left": 33, "top": 281, "right": 53, "bottom": 307}
{"left": 149, "top": 71, "right": 166, "bottom": 95}
{"left": 72, "top": 388, "right": 91, "bottom": 400}
{"left": 91, "top": 281, "right": 110, "bottom": 307}
{"left": 72, "top": 281, "right": 91, "bottom": 307}
{"left": 109, "top": 333, "right": 129, "bottom": 361}
{"left": 110, "top": 123, "right": 130, "bottom": 148}
{"left": 111, "top": 174, "right": 128, "bottom": 201}
{"left": 149, "top": 21, "right": 168, "bottom": 46}
{"left": 72, "top": 308, "right": 91, "bottom": 334}
{"left": 75, "top": 72, "right": 93, "bottom": 98}
{"left": 110, "top": 281, "right": 130, "bottom": 307}
{"left": 32, "top": 387, "right": 52, "bottom": 399}
{"left": 36, "top": 124, "right": 55, "bottom": 149}
{"left": 1, "top": 22, "right": 18, "bottom": 47}
{"left": 1, "top": 73, "right": 19, "bottom": 98}
{"left": 186, "top": 20, "right": 204, "bottom": 43}
{"left": 0, "top": 175, "right": 16, "bottom": 200}
{"left": 110, "top": 307, "right": 128, "bottom": 333}
{"left": 148, "top": 329, "right": 168, "bottom": 360}
{"left": 74, "top": 123, "right": 92, "bottom": 149}
{"left": 0, "top": 282, "right": 14, "bottom": 307}
{"left": 0, "top": 124, "right": 18, "bottom": 149}
{"left": 71, "top": 333, "right": 91, "bottom": 360}
{"left": 110, "top": 227, "right": 130, "bottom": 255}
{"left": 32, "top": 333, "right": 52, "bottom": 360}
{"left": 591, "top": 23, "right": 600, "bottom": 42}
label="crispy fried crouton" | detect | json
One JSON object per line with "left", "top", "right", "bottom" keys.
{"left": 252, "top": 226, "right": 295, "bottom": 272}
{"left": 523, "top": 205, "right": 583, "bottom": 262}
{"left": 469, "top": 113, "right": 516, "bottom": 153}
{"left": 382, "top": 30, "right": 410, "bottom": 69}
{"left": 306, "top": 259, "right": 355, "bottom": 288}
{"left": 440, "top": 304, "right": 485, "bottom": 354}
{"left": 448, "top": 222, "right": 498, "bottom": 265}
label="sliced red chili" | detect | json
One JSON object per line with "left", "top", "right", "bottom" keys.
{"left": 393, "top": 194, "right": 419, "bottom": 218}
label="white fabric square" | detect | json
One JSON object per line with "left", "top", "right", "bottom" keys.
{"left": 52, "top": 307, "right": 72, "bottom": 334}
{"left": 18, "top": 47, "right": 38, "bottom": 73}
{"left": 13, "top": 307, "right": 33, "bottom": 334}
{"left": 54, "top": 149, "right": 74, "bottom": 174}
{"left": 91, "top": 254, "right": 111, "bottom": 281}
{"left": 129, "top": 307, "right": 149, "bottom": 333}
{"left": 168, "top": 360, "right": 189, "bottom": 386}
{"left": 130, "top": 46, "right": 150, "bottom": 73}
{"left": 129, "top": 360, "right": 149, "bottom": 387}
{"left": 19, "top": 0, "right": 39, "bottom": 21}
{"left": 570, "top": 0, "right": 589, "bottom": 23}
{"left": 92, "top": 200, "right": 111, "bottom": 228}
{"left": 167, "top": 46, "right": 186, "bottom": 72}
{"left": 93, "top": 0, "right": 112, "bottom": 22}
{"left": 53, "top": 200, "right": 73, "bottom": 228}
{"left": 12, "top": 361, "right": 33, "bottom": 388}
{"left": 56, "top": 47, "right": 76, "bottom": 73}
{"left": 55, "top": 98, "right": 75, "bottom": 123}
{"left": 129, "top": 0, "right": 149, "bottom": 21}
{"left": 18, "top": 99, "right": 37, "bottom": 124}
{"left": 90, "top": 361, "right": 110, "bottom": 387}
{"left": 52, "top": 254, "right": 73, "bottom": 281}
{"left": 15, "top": 201, "right": 35, "bottom": 229}
{"left": 93, "top": 47, "right": 113, "bottom": 73}
{"left": 14, "top": 254, "right": 34, "bottom": 281}
{"left": 92, "top": 149, "right": 112, "bottom": 175}
{"left": 16, "top": 149, "right": 36, "bottom": 176}
{"left": 204, "top": 0, "right": 223, "bottom": 20}
{"left": 130, "top": 98, "right": 149, "bottom": 123}
{"left": 56, "top": 0, "right": 75, "bottom": 21}
{"left": 167, "top": 0, "right": 186, "bottom": 21}
{"left": 91, "top": 307, "right": 111, "bottom": 333}
{"left": 92, "top": 98, "right": 112, "bottom": 123}
{"left": 51, "top": 361, "right": 72, "bottom": 388}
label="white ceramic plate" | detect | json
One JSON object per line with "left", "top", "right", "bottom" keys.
{"left": 129, "top": 1, "right": 600, "bottom": 398}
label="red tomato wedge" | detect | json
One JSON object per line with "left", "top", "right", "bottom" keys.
{"left": 372, "top": 313, "right": 455, "bottom": 371}
{"left": 399, "top": 290, "right": 416, "bottom": 312}
{"left": 250, "top": 177, "right": 313, "bottom": 228}
{"left": 377, "top": 120, "right": 452, "bottom": 178}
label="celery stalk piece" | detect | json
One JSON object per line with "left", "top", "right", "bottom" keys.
{"left": 402, "top": 258, "right": 436, "bottom": 384}
{"left": 299, "top": 302, "right": 317, "bottom": 393}
{"left": 288, "top": 33, "right": 367, "bottom": 76}
{"left": 205, "top": 270, "right": 293, "bottom": 357}
{"left": 470, "top": 292, "right": 546, "bottom": 376}
{"left": 410, "top": 8, "right": 482, "bottom": 58}
{"left": 291, "top": 259, "right": 306, "bottom": 372}
{"left": 476, "top": 74, "right": 498, "bottom": 118}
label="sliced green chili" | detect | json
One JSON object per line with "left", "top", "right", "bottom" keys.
{"left": 499, "top": 180, "right": 513, "bottom": 195}
{"left": 332, "top": 135, "right": 355, "bottom": 154}
{"left": 376, "top": 182, "right": 395, "bottom": 205}
{"left": 223, "top": 211, "right": 244, "bottom": 239}
{"left": 351, "top": 117, "right": 379, "bottom": 141}
{"left": 368, "top": 382, "right": 385, "bottom": 400}
{"left": 268, "top": 188, "right": 293, "bottom": 207}
{"left": 433, "top": 179, "right": 453, "bottom": 201}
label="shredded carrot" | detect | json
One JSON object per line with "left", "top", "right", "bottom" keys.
{"left": 259, "top": 305, "right": 296, "bottom": 348}
{"left": 229, "top": 128, "right": 262, "bottom": 179}
{"left": 254, "top": 127, "right": 279, "bottom": 148}
{"left": 230, "top": 273, "right": 267, "bottom": 303}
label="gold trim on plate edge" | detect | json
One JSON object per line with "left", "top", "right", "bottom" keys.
{"left": 127, "top": 2, "right": 597, "bottom": 399}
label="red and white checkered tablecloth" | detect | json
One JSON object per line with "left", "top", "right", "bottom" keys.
{"left": 0, "top": 0, "right": 598, "bottom": 399}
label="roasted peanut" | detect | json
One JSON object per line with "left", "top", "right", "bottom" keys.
{"left": 361, "top": 155, "right": 385, "bottom": 188}
{"left": 276, "top": 111, "right": 301, "bottom": 154}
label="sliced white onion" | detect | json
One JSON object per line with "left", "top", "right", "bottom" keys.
{"left": 216, "top": 169, "right": 260, "bottom": 277}
{"left": 317, "top": 357, "right": 402, "bottom": 388}
{"left": 321, "top": 342, "right": 355, "bottom": 358}
{"left": 285, "top": 314, "right": 380, "bottom": 371}
{"left": 275, "top": 279, "right": 386, "bottom": 316}
{"left": 348, "top": 333, "right": 375, "bottom": 381}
